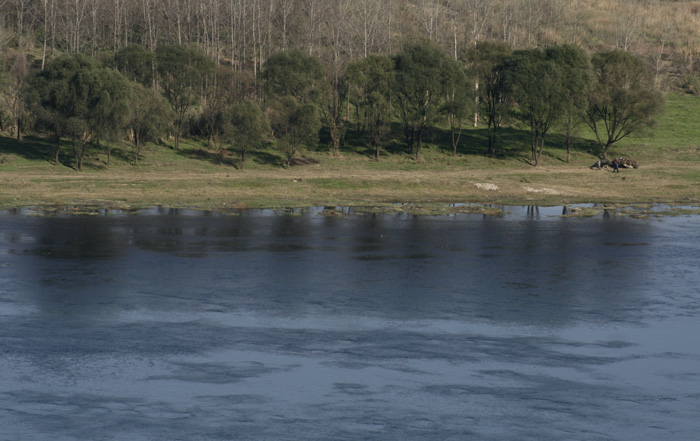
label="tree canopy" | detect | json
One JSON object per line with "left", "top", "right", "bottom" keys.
{"left": 261, "top": 50, "right": 326, "bottom": 104}
{"left": 25, "top": 54, "right": 130, "bottom": 170}
{"left": 156, "top": 45, "right": 215, "bottom": 149}
{"left": 586, "top": 50, "right": 665, "bottom": 160}
{"left": 394, "top": 41, "right": 461, "bottom": 160}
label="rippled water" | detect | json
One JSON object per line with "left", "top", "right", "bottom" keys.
{"left": 1, "top": 206, "right": 699, "bottom": 440}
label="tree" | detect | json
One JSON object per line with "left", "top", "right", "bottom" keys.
{"left": 467, "top": 40, "right": 511, "bottom": 157}
{"left": 346, "top": 55, "right": 394, "bottom": 160}
{"left": 115, "top": 44, "right": 156, "bottom": 87}
{"left": 200, "top": 67, "right": 238, "bottom": 150}
{"left": 440, "top": 60, "right": 472, "bottom": 156}
{"left": 225, "top": 99, "right": 270, "bottom": 169}
{"left": 504, "top": 48, "right": 567, "bottom": 167}
{"left": 25, "top": 54, "right": 130, "bottom": 170}
{"left": 268, "top": 96, "right": 321, "bottom": 167}
{"left": 91, "top": 67, "right": 131, "bottom": 166}
{"left": 126, "top": 82, "right": 174, "bottom": 165}
{"left": 261, "top": 49, "right": 326, "bottom": 104}
{"left": 545, "top": 44, "right": 592, "bottom": 163}
{"left": 393, "top": 41, "right": 457, "bottom": 160}
{"left": 156, "top": 45, "right": 215, "bottom": 149}
{"left": 586, "top": 50, "right": 665, "bottom": 160}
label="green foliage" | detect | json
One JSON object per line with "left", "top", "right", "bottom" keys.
{"left": 261, "top": 50, "right": 326, "bottom": 104}
{"left": 156, "top": 45, "right": 215, "bottom": 149}
{"left": 115, "top": 44, "right": 155, "bottom": 86}
{"left": 545, "top": 45, "right": 592, "bottom": 162}
{"left": 440, "top": 61, "right": 473, "bottom": 156}
{"left": 586, "top": 50, "right": 665, "bottom": 160}
{"left": 25, "top": 54, "right": 131, "bottom": 170}
{"left": 467, "top": 40, "right": 512, "bottom": 157}
{"left": 504, "top": 48, "right": 568, "bottom": 166}
{"left": 346, "top": 55, "right": 395, "bottom": 159}
{"left": 126, "top": 81, "right": 174, "bottom": 165}
{"left": 268, "top": 96, "right": 321, "bottom": 166}
{"left": 225, "top": 99, "right": 270, "bottom": 168}
{"left": 393, "top": 41, "right": 462, "bottom": 160}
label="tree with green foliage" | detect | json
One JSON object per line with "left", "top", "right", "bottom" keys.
{"left": 586, "top": 50, "right": 665, "bottom": 160}
{"left": 199, "top": 68, "right": 230, "bottom": 150}
{"left": 394, "top": 41, "right": 461, "bottom": 160}
{"left": 92, "top": 68, "right": 132, "bottom": 166}
{"left": 268, "top": 96, "right": 321, "bottom": 167}
{"left": 504, "top": 48, "right": 567, "bottom": 167}
{"left": 545, "top": 45, "right": 592, "bottom": 163}
{"left": 156, "top": 45, "right": 215, "bottom": 150}
{"left": 261, "top": 50, "right": 326, "bottom": 104}
{"left": 225, "top": 99, "right": 270, "bottom": 169}
{"left": 115, "top": 44, "right": 156, "bottom": 87}
{"left": 346, "top": 55, "right": 395, "bottom": 160}
{"left": 467, "top": 41, "right": 512, "bottom": 158}
{"left": 25, "top": 54, "right": 130, "bottom": 170}
{"left": 441, "top": 61, "right": 472, "bottom": 156}
{"left": 126, "top": 82, "right": 174, "bottom": 165}
{"left": 320, "top": 74, "right": 347, "bottom": 157}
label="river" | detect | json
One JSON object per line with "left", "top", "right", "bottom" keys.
{"left": 1, "top": 206, "right": 699, "bottom": 440}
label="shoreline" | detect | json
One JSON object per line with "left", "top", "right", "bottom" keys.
{"left": 2, "top": 165, "right": 700, "bottom": 213}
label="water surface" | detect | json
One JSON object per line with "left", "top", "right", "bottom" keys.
{"left": 1, "top": 206, "right": 699, "bottom": 440}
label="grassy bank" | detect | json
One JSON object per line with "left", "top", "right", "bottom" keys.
{"left": 1, "top": 94, "right": 699, "bottom": 212}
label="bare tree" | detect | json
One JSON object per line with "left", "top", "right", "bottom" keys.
{"left": 464, "top": 0, "right": 492, "bottom": 48}
{"left": 614, "top": 0, "right": 644, "bottom": 52}
{"left": 351, "top": 0, "right": 395, "bottom": 57}
{"left": 302, "top": 0, "right": 324, "bottom": 55}
{"left": 416, "top": 0, "right": 442, "bottom": 43}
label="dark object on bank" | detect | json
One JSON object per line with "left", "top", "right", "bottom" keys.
{"left": 590, "top": 157, "right": 638, "bottom": 170}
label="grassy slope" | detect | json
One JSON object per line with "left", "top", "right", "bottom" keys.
{"left": 1, "top": 94, "right": 699, "bottom": 211}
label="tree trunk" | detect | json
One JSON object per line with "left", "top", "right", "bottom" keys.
{"left": 565, "top": 122, "right": 572, "bottom": 163}
{"left": 415, "top": 127, "right": 423, "bottom": 161}
{"left": 134, "top": 137, "right": 140, "bottom": 166}
{"left": 54, "top": 137, "right": 61, "bottom": 165}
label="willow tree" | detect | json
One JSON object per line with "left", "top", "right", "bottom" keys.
{"left": 225, "top": 99, "right": 270, "bottom": 169}
{"left": 156, "top": 45, "right": 215, "bottom": 149}
{"left": 126, "top": 82, "right": 174, "bottom": 165}
{"left": 25, "top": 55, "right": 130, "bottom": 170}
{"left": 585, "top": 50, "right": 665, "bottom": 160}
{"left": 545, "top": 45, "right": 592, "bottom": 163}
{"left": 346, "top": 55, "right": 394, "bottom": 160}
{"left": 393, "top": 41, "right": 460, "bottom": 160}
{"left": 467, "top": 40, "right": 511, "bottom": 157}
{"left": 503, "top": 48, "right": 567, "bottom": 167}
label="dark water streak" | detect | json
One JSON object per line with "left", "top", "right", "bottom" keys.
{"left": 1, "top": 207, "right": 699, "bottom": 440}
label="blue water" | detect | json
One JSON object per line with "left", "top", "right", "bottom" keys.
{"left": 1, "top": 206, "right": 699, "bottom": 440}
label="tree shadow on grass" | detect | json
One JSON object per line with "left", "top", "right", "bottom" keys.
{"left": 0, "top": 134, "right": 56, "bottom": 162}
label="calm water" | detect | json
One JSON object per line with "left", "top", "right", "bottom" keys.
{"left": 1, "top": 206, "right": 699, "bottom": 440}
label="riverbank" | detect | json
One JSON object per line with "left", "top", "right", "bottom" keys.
{"left": 2, "top": 94, "right": 699, "bottom": 212}
{"left": 1, "top": 157, "right": 699, "bottom": 212}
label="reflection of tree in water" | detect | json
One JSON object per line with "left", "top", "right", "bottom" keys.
{"left": 30, "top": 216, "right": 122, "bottom": 260}
{"left": 2, "top": 209, "right": 657, "bottom": 327}
{"left": 6, "top": 214, "right": 126, "bottom": 319}
{"left": 467, "top": 211, "right": 654, "bottom": 327}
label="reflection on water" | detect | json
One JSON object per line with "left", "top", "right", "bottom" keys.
{"left": 1, "top": 207, "right": 699, "bottom": 440}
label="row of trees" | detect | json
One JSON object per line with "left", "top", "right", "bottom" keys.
{"left": 3, "top": 40, "right": 664, "bottom": 170}
{"left": 2, "top": 1, "right": 700, "bottom": 75}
